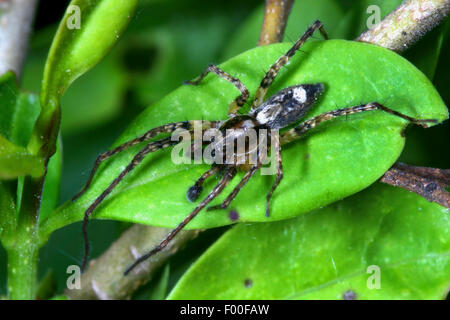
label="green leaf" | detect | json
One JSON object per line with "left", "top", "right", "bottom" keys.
{"left": 0, "top": 135, "right": 44, "bottom": 179}
{"left": 40, "top": 40, "right": 447, "bottom": 241}
{"left": 168, "top": 183, "right": 450, "bottom": 299}
{"left": 0, "top": 72, "right": 46, "bottom": 179}
{"left": 0, "top": 71, "right": 42, "bottom": 149}
{"left": 0, "top": 72, "right": 19, "bottom": 139}
{"left": 41, "top": 0, "right": 138, "bottom": 103}
{"left": 21, "top": 26, "right": 128, "bottom": 135}
{"left": 28, "top": 0, "right": 138, "bottom": 158}
{"left": 0, "top": 71, "right": 61, "bottom": 234}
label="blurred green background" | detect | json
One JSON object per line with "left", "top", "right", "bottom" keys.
{"left": 0, "top": 0, "right": 448, "bottom": 298}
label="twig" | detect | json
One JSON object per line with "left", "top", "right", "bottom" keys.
{"left": 381, "top": 163, "right": 450, "bottom": 208}
{"left": 0, "top": 0, "right": 39, "bottom": 78}
{"left": 393, "top": 162, "right": 450, "bottom": 187}
{"left": 258, "top": 0, "right": 294, "bottom": 46}
{"left": 65, "top": 225, "right": 199, "bottom": 300}
{"left": 357, "top": 0, "right": 450, "bottom": 52}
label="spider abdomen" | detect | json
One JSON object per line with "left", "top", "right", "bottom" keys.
{"left": 251, "top": 84, "right": 325, "bottom": 129}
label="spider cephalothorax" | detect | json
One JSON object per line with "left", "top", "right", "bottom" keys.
{"left": 73, "top": 20, "right": 437, "bottom": 274}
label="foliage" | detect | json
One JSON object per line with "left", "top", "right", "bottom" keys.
{"left": 0, "top": 0, "right": 448, "bottom": 300}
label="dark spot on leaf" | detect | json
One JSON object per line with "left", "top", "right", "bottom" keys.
{"left": 402, "top": 31, "right": 407, "bottom": 36}
{"left": 122, "top": 43, "right": 158, "bottom": 74}
{"left": 343, "top": 290, "right": 357, "bottom": 300}
{"left": 244, "top": 278, "right": 253, "bottom": 288}
{"left": 305, "top": 153, "right": 310, "bottom": 160}
{"left": 229, "top": 210, "right": 239, "bottom": 221}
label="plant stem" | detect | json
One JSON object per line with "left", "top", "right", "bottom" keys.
{"left": 7, "top": 231, "right": 39, "bottom": 299}
{"left": 357, "top": 0, "right": 450, "bottom": 52}
{"left": 258, "top": 0, "right": 294, "bottom": 46}
{"left": 65, "top": 225, "right": 198, "bottom": 300}
{"left": 7, "top": 175, "right": 44, "bottom": 299}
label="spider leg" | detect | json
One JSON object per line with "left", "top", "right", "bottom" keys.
{"left": 207, "top": 164, "right": 261, "bottom": 211}
{"left": 280, "top": 102, "right": 438, "bottom": 145}
{"left": 184, "top": 64, "right": 249, "bottom": 116}
{"left": 265, "top": 137, "right": 283, "bottom": 217}
{"left": 124, "top": 167, "right": 237, "bottom": 275}
{"left": 251, "top": 20, "right": 328, "bottom": 109}
{"left": 73, "top": 120, "right": 217, "bottom": 201}
{"left": 81, "top": 136, "right": 179, "bottom": 271}
{"left": 186, "top": 165, "right": 222, "bottom": 202}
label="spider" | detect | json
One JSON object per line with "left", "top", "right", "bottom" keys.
{"left": 73, "top": 20, "right": 437, "bottom": 274}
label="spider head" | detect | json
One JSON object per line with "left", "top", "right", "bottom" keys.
{"left": 252, "top": 83, "right": 324, "bottom": 129}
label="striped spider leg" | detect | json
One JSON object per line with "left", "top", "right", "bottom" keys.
{"left": 75, "top": 18, "right": 438, "bottom": 276}
{"left": 124, "top": 20, "right": 328, "bottom": 274}
{"left": 279, "top": 102, "right": 438, "bottom": 146}
{"left": 75, "top": 120, "right": 219, "bottom": 271}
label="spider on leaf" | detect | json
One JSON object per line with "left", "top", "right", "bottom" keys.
{"left": 72, "top": 20, "right": 437, "bottom": 274}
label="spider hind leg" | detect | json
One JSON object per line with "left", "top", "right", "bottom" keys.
{"left": 81, "top": 137, "right": 179, "bottom": 271}
{"left": 280, "top": 102, "right": 438, "bottom": 145}
{"left": 207, "top": 164, "right": 261, "bottom": 211}
{"left": 186, "top": 165, "right": 222, "bottom": 202}
{"left": 124, "top": 167, "right": 237, "bottom": 275}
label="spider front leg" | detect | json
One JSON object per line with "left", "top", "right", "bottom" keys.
{"left": 73, "top": 120, "right": 217, "bottom": 201}
{"left": 280, "top": 102, "right": 438, "bottom": 145}
{"left": 184, "top": 64, "right": 249, "bottom": 116}
{"left": 124, "top": 167, "right": 237, "bottom": 275}
{"left": 252, "top": 19, "right": 328, "bottom": 109}
{"left": 81, "top": 136, "right": 179, "bottom": 271}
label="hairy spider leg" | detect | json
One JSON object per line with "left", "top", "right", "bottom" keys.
{"left": 280, "top": 102, "right": 438, "bottom": 145}
{"left": 207, "top": 164, "right": 262, "bottom": 211}
{"left": 124, "top": 167, "right": 237, "bottom": 275}
{"left": 252, "top": 19, "right": 328, "bottom": 109}
{"left": 73, "top": 120, "right": 218, "bottom": 201}
{"left": 81, "top": 136, "right": 185, "bottom": 271}
{"left": 265, "top": 135, "right": 283, "bottom": 217}
{"left": 184, "top": 64, "right": 250, "bottom": 116}
{"left": 186, "top": 165, "right": 222, "bottom": 202}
